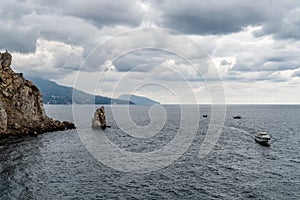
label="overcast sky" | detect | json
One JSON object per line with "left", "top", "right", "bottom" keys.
{"left": 1, "top": 0, "right": 300, "bottom": 104}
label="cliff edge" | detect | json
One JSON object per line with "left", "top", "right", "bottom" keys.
{"left": 0, "top": 51, "right": 75, "bottom": 137}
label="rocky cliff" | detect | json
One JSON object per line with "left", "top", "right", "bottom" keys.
{"left": 0, "top": 51, "right": 75, "bottom": 137}
{"left": 92, "top": 106, "right": 107, "bottom": 129}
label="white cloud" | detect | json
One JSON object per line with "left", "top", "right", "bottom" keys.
{"left": 12, "top": 39, "right": 84, "bottom": 79}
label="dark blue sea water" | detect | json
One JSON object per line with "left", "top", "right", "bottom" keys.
{"left": 0, "top": 105, "right": 299, "bottom": 199}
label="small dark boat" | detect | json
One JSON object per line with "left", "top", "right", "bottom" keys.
{"left": 233, "top": 116, "right": 241, "bottom": 119}
{"left": 203, "top": 115, "right": 208, "bottom": 118}
{"left": 255, "top": 132, "right": 271, "bottom": 146}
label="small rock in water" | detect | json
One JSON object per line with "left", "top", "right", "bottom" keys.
{"left": 92, "top": 106, "right": 107, "bottom": 129}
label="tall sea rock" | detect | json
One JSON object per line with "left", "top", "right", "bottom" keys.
{"left": 0, "top": 51, "right": 75, "bottom": 137}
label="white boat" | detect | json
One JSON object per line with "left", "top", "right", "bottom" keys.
{"left": 255, "top": 132, "right": 271, "bottom": 146}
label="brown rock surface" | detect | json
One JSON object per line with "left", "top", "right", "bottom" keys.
{"left": 0, "top": 51, "right": 75, "bottom": 137}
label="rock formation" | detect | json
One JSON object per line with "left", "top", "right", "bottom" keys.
{"left": 0, "top": 50, "right": 75, "bottom": 137}
{"left": 92, "top": 106, "right": 107, "bottom": 129}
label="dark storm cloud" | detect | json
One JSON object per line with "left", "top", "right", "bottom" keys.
{"left": 0, "top": 0, "right": 35, "bottom": 19}
{"left": 1, "top": 0, "right": 300, "bottom": 86}
{"left": 2, "top": 0, "right": 299, "bottom": 54}
{"left": 29, "top": 0, "right": 144, "bottom": 28}
{"left": 253, "top": 6, "right": 300, "bottom": 39}
{"left": 0, "top": 0, "right": 144, "bottom": 53}
{"left": 60, "top": 0, "right": 144, "bottom": 28}
{"left": 151, "top": 0, "right": 275, "bottom": 35}
{"left": 0, "top": 24, "right": 37, "bottom": 52}
{"left": 152, "top": 0, "right": 300, "bottom": 38}
{"left": 0, "top": 0, "right": 38, "bottom": 52}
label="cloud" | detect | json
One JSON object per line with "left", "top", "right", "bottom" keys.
{"left": 151, "top": 0, "right": 277, "bottom": 35}
{"left": 12, "top": 39, "right": 84, "bottom": 79}
{"left": 230, "top": 40, "right": 300, "bottom": 73}
{"left": 1, "top": 0, "right": 300, "bottom": 103}
{"left": 151, "top": 0, "right": 300, "bottom": 43}
{"left": 232, "top": 53, "right": 300, "bottom": 72}
{"left": 60, "top": 0, "right": 144, "bottom": 28}
{"left": 220, "top": 59, "right": 232, "bottom": 66}
{"left": 79, "top": 28, "right": 211, "bottom": 75}
{"left": 254, "top": 6, "right": 300, "bottom": 39}
{"left": 292, "top": 69, "right": 300, "bottom": 77}
{"left": 113, "top": 49, "right": 164, "bottom": 72}
{"left": 0, "top": 21, "right": 38, "bottom": 52}
{"left": 222, "top": 80, "right": 300, "bottom": 104}
{"left": 0, "top": 0, "right": 145, "bottom": 53}
{"left": 0, "top": 0, "right": 145, "bottom": 27}
{"left": 208, "top": 26, "right": 300, "bottom": 82}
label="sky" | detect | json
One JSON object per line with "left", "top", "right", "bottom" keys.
{"left": 1, "top": 0, "right": 300, "bottom": 104}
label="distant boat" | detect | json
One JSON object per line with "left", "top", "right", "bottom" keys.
{"left": 255, "top": 132, "right": 271, "bottom": 146}
{"left": 203, "top": 115, "right": 208, "bottom": 118}
{"left": 233, "top": 116, "right": 241, "bottom": 119}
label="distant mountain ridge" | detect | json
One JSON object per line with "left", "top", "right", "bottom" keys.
{"left": 119, "top": 94, "right": 160, "bottom": 105}
{"left": 29, "top": 77, "right": 133, "bottom": 105}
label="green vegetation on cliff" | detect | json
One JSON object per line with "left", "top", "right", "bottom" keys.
{"left": 29, "top": 77, "right": 134, "bottom": 105}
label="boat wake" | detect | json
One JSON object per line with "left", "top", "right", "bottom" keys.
{"left": 210, "top": 125, "right": 254, "bottom": 137}
{"left": 225, "top": 126, "right": 254, "bottom": 137}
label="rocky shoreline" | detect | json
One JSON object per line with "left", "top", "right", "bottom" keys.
{"left": 0, "top": 51, "right": 75, "bottom": 138}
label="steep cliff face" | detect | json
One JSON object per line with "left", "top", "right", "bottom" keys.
{"left": 0, "top": 51, "right": 75, "bottom": 136}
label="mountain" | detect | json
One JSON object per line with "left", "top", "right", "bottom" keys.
{"left": 119, "top": 94, "right": 160, "bottom": 105}
{"left": 29, "top": 77, "right": 133, "bottom": 105}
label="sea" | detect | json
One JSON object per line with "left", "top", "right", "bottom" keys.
{"left": 0, "top": 105, "right": 299, "bottom": 199}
